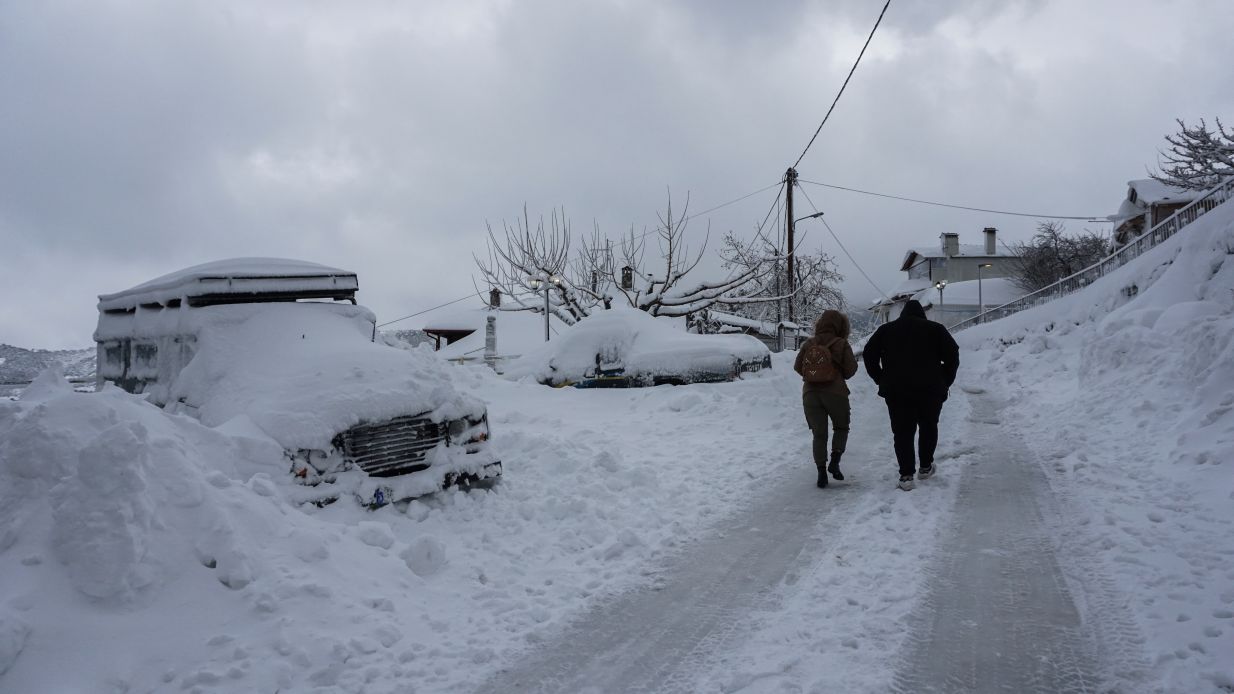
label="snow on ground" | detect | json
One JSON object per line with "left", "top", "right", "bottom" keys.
{"left": 952, "top": 198, "right": 1234, "bottom": 692}
{"left": 2, "top": 199, "right": 1233, "bottom": 693}
{"left": 0, "top": 341, "right": 819, "bottom": 693}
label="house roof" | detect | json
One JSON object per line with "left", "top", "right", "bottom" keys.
{"left": 900, "top": 244, "right": 1016, "bottom": 271}
{"left": 98, "top": 258, "right": 358, "bottom": 311}
{"left": 1113, "top": 179, "right": 1203, "bottom": 228}
{"left": 1127, "top": 179, "right": 1201, "bottom": 206}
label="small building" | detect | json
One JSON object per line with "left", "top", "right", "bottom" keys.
{"left": 1111, "top": 179, "right": 1200, "bottom": 247}
{"left": 695, "top": 309, "right": 805, "bottom": 352}
{"left": 872, "top": 227, "right": 1019, "bottom": 324}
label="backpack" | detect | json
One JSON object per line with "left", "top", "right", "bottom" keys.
{"left": 800, "top": 338, "right": 839, "bottom": 384}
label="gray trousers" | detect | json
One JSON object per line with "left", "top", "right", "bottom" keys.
{"left": 803, "top": 391, "right": 851, "bottom": 468}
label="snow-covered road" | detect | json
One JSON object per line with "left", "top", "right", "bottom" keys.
{"left": 473, "top": 371, "right": 983, "bottom": 693}
{"left": 891, "top": 391, "right": 1100, "bottom": 694}
{"left": 475, "top": 379, "right": 1124, "bottom": 694}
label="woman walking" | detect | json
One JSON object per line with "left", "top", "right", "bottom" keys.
{"left": 793, "top": 310, "right": 859, "bottom": 488}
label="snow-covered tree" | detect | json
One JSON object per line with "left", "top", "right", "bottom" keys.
{"left": 1008, "top": 221, "right": 1109, "bottom": 293}
{"left": 716, "top": 231, "right": 845, "bottom": 326}
{"left": 474, "top": 193, "right": 791, "bottom": 324}
{"left": 1151, "top": 118, "right": 1234, "bottom": 191}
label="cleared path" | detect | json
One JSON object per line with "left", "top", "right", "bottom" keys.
{"left": 473, "top": 470, "right": 866, "bottom": 694}
{"left": 891, "top": 392, "right": 1100, "bottom": 693}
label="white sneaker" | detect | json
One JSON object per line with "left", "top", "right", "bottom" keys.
{"left": 917, "top": 466, "right": 935, "bottom": 480}
{"left": 898, "top": 475, "right": 916, "bottom": 491}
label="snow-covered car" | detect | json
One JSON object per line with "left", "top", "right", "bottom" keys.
{"left": 503, "top": 307, "right": 772, "bottom": 387}
{"left": 94, "top": 258, "right": 500, "bottom": 505}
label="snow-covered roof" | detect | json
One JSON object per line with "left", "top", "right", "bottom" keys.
{"left": 900, "top": 244, "right": 1016, "bottom": 270}
{"left": 98, "top": 258, "right": 358, "bottom": 312}
{"left": 1126, "top": 179, "right": 1201, "bottom": 207}
{"left": 434, "top": 308, "right": 569, "bottom": 360}
{"left": 1113, "top": 179, "right": 1203, "bottom": 228}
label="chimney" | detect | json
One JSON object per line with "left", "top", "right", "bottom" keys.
{"left": 940, "top": 232, "right": 959, "bottom": 257}
{"left": 983, "top": 227, "right": 997, "bottom": 255}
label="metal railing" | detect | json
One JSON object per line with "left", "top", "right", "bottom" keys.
{"left": 949, "top": 176, "right": 1234, "bottom": 332}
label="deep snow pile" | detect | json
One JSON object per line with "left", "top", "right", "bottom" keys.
{"left": 0, "top": 342, "right": 807, "bottom": 693}
{"left": 957, "top": 200, "right": 1234, "bottom": 692}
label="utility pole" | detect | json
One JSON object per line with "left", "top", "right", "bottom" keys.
{"left": 784, "top": 167, "right": 798, "bottom": 324}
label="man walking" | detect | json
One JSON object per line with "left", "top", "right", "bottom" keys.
{"left": 862, "top": 299, "right": 960, "bottom": 490}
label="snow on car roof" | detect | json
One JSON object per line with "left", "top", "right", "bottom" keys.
{"left": 503, "top": 306, "right": 770, "bottom": 384}
{"left": 165, "top": 302, "right": 480, "bottom": 450}
{"left": 98, "top": 257, "right": 359, "bottom": 311}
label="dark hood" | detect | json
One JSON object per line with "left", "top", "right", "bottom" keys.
{"left": 900, "top": 300, "right": 927, "bottom": 319}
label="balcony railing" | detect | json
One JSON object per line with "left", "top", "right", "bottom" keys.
{"left": 949, "top": 176, "right": 1234, "bottom": 333}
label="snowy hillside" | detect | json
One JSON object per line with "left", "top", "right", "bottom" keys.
{"left": 0, "top": 344, "right": 94, "bottom": 383}
{"left": 954, "top": 199, "right": 1234, "bottom": 692}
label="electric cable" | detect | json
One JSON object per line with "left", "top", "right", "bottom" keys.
{"left": 798, "top": 178, "right": 1111, "bottom": 221}
{"left": 797, "top": 184, "right": 890, "bottom": 300}
{"left": 377, "top": 293, "right": 476, "bottom": 328}
{"left": 793, "top": 0, "right": 892, "bottom": 169}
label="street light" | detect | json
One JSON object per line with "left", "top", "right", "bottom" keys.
{"left": 528, "top": 274, "right": 562, "bottom": 341}
{"left": 934, "top": 279, "right": 947, "bottom": 322}
{"left": 977, "top": 263, "right": 993, "bottom": 314}
{"left": 786, "top": 211, "right": 824, "bottom": 328}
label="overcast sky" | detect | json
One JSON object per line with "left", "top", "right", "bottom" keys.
{"left": 3, "top": 0, "right": 1233, "bottom": 349}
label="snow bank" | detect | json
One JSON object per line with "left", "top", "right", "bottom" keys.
{"left": 503, "top": 306, "right": 770, "bottom": 385}
{"left": 957, "top": 197, "right": 1234, "bottom": 692}
{"left": 0, "top": 342, "right": 815, "bottom": 692}
{"left": 155, "top": 303, "right": 481, "bottom": 450}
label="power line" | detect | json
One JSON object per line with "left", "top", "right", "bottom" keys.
{"left": 798, "top": 178, "right": 1111, "bottom": 221}
{"left": 797, "top": 185, "right": 890, "bottom": 300}
{"left": 377, "top": 293, "right": 476, "bottom": 328}
{"left": 793, "top": 0, "right": 892, "bottom": 169}
{"left": 684, "top": 182, "right": 783, "bottom": 224}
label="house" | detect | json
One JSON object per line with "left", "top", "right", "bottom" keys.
{"left": 420, "top": 306, "right": 567, "bottom": 363}
{"left": 1111, "top": 179, "right": 1200, "bottom": 247}
{"left": 870, "top": 227, "right": 1020, "bottom": 324}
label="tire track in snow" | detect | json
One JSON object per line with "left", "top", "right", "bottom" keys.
{"left": 473, "top": 469, "right": 868, "bottom": 694}
{"left": 890, "top": 392, "right": 1103, "bottom": 694}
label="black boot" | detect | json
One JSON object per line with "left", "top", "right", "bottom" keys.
{"left": 828, "top": 452, "right": 844, "bottom": 481}
{"left": 816, "top": 466, "right": 828, "bottom": 488}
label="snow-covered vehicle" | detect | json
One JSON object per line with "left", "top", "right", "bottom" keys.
{"left": 503, "top": 307, "right": 772, "bottom": 387}
{"left": 94, "top": 258, "right": 500, "bottom": 505}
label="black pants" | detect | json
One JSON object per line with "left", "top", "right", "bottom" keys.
{"left": 885, "top": 396, "right": 945, "bottom": 477}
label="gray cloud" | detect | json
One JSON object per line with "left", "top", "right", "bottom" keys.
{"left": 2, "top": 0, "right": 1232, "bottom": 348}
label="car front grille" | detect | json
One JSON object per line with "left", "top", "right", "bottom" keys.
{"left": 338, "top": 414, "right": 446, "bottom": 478}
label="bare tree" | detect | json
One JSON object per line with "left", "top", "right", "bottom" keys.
{"left": 717, "top": 232, "right": 845, "bottom": 326}
{"left": 1008, "top": 221, "right": 1110, "bottom": 293}
{"left": 478, "top": 191, "right": 792, "bottom": 322}
{"left": 473, "top": 206, "right": 595, "bottom": 325}
{"left": 1151, "top": 118, "right": 1234, "bottom": 191}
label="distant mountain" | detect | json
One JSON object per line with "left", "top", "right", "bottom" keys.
{"left": 0, "top": 344, "right": 96, "bottom": 385}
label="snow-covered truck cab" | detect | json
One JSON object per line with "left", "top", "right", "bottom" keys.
{"left": 94, "top": 258, "right": 500, "bottom": 506}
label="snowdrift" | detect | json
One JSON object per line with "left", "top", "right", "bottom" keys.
{"left": 503, "top": 307, "right": 771, "bottom": 386}
{"left": 957, "top": 197, "right": 1234, "bottom": 692}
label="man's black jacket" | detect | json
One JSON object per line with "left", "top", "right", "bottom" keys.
{"left": 862, "top": 300, "right": 960, "bottom": 400}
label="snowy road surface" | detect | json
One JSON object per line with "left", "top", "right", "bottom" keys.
{"left": 891, "top": 393, "right": 1099, "bottom": 693}
{"left": 474, "top": 468, "right": 865, "bottom": 694}
{"left": 478, "top": 388, "right": 1116, "bottom": 694}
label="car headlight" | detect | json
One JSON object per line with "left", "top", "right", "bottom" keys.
{"left": 448, "top": 415, "right": 489, "bottom": 445}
